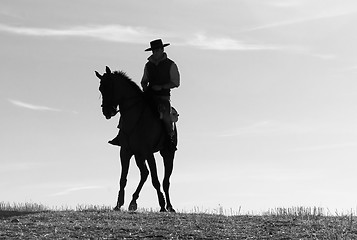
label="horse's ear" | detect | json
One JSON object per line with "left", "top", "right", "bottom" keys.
{"left": 95, "top": 71, "right": 102, "bottom": 80}
{"left": 106, "top": 66, "right": 111, "bottom": 74}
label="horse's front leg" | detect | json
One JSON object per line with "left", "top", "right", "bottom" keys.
{"left": 128, "top": 154, "right": 149, "bottom": 211}
{"left": 114, "top": 147, "right": 132, "bottom": 211}
{"left": 161, "top": 149, "right": 176, "bottom": 212}
{"left": 147, "top": 154, "right": 166, "bottom": 212}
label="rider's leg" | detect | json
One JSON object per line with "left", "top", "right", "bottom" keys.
{"left": 109, "top": 117, "right": 122, "bottom": 146}
{"left": 160, "top": 100, "right": 174, "bottom": 137}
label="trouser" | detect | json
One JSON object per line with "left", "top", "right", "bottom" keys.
{"left": 153, "top": 96, "right": 174, "bottom": 137}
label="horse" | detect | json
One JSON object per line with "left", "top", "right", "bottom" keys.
{"left": 95, "top": 66, "right": 177, "bottom": 212}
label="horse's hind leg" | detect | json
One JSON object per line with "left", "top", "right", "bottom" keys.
{"left": 128, "top": 155, "right": 149, "bottom": 211}
{"left": 161, "top": 149, "right": 176, "bottom": 212}
{"left": 114, "top": 147, "right": 132, "bottom": 211}
{"left": 147, "top": 154, "right": 166, "bottom": 212}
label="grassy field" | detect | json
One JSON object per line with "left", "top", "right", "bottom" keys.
{"left": 1, "top": 203, "right": 357, "bottom": 239}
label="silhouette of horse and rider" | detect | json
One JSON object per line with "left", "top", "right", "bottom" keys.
{"left": 95, "top": 39, "right": 180, "bottom": 212}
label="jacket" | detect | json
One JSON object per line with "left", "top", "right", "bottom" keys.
{"left": 141, "top": 53, "right": 180, "bottom": 96}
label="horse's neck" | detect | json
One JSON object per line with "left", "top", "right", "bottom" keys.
{"left": 116, "top": 80, "right": 141, "bottom": 111}
{"left": 119, "top": 96, "right": 146, "bottom": 133}
{"left": 122, "top": 94, "right": 142, "bottom": 108}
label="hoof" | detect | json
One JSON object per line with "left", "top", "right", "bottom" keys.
{"left": 128, "top": 201, "right": 137, "bottom": 211}
{"left": 160, "top": 208, "right": 167, "bottom": 212}
{"left": 113, "top": 206, "right": 121, "bottom": 211}
{"left": 167, "top": 206, "right": 176, "bottom": 213}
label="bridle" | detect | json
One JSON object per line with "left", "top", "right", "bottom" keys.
{"left": 100, "top": 76, "right": 119, "bottom": 119}
{"left": 100, "top": 74, "right": 143, "bottom": 119}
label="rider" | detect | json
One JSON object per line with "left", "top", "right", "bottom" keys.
{"left": 108, "top": 39, "right": 180, "bottom": 146}
{"left": 141, "top": 39, "right": 180, "bottom": 142}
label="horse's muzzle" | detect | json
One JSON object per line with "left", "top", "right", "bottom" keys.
{"left": 102, "top": 106, "right": 117, "bottom": 120}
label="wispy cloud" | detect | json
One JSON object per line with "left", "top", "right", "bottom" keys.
{"left": 0, "top": 24, "right": 157, "bottom": 43}
{"left": 0, "top": 161, "right": 47, "bottom": 173}
{"left": 0, "top": 23, "right": 281, "bottom": 51}
{"left": 187, "top": 33, "right": 279, "bottom": 51}
{"left": 0, "top": 23, "right": 334, "bottom": 56}
{"left": 338, "top": 65, "right": 357, "bottom": 73}
{"left": 185, "top": 32, "right": 336, "bottom": 58}
{"left": 219, "top": 120, "right": 319, "bottom": 137}
{"left": 220, "top": 120, "right": 357, "bottom": 138}
{"left": 245, "top": 8, "right": 357, "bottom": 31}
{"left": 289, "top": 142, "right": 357, "bottom": 152}
{"left": 267, "top": 0, "right": 309, "bottom": 8}
{"left": 0, "top": 9, "right": 23, "bottom": 19}
{"left": 51, "top": 186, "right": 104, "bottom": 196}
{"left": 9, "top": 99, "right": 61, "bottom": 112}
{"left": 283, "top": 46, "right": 337, "bottom": 60}
{"left": 270, "top": 2, "right": 303, "bottom": 8}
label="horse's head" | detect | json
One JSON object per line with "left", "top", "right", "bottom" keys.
{"left": 95, "top": 66, "right": 119, "bottom": 119}
{"left": 96, "top": 66, "right": 142, "bottom": 119}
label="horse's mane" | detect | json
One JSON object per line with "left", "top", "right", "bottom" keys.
{"left": 113, "top": 70, "right": 143, "bottom": 94}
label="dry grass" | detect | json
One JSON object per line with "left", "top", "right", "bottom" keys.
{"left": 1, "top": 203, "right": 357, "bottom": 239}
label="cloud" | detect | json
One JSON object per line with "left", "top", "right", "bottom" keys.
{"left": 9, "top": 99, "right": 61, "bottom": 112}
{"left": 0, "top": 24, "right": 157, "bottom": 43}
{"left": 187, "top": 33, "right": 279, "bottom": 51}
{"left": 270, "top": 2, "right": 303, "bottom": 8}
{"left": 0, "top": 23, "right": 282, "bottom": 51}
{"left": 245, "top": 8, "right": 357, "bottom": 31}
{"left": 185, "top": 33, "right": 336, "bottom": 58}
{"left": 0, "top": 9, "right": 23, "bottom": 19}
{"left": 282, "top": 46, "right": 337, "bottom": 60}
{"left": 219, "top": 121, "right": 319, "bottom": 137}
{"left": 0, "top": 162, "right": 47, "bottom": 173}
{"left": 340, "top": 65, "right": 357, "bottom": 72}
{"left": 0, "top": 23, "right": 332, "bottom": 55}
{"left": 51, "top": 186, "right": 104, "bottom": 196}
{"left": 267, "top": 0, "right": 309, "bottom": 8}
{"left": 289, "top": 142, "right": 357, "bottom": 152}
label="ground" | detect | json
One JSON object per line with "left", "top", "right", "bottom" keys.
{"left": 1, "top": 209, "right": 357, "bottom": 239}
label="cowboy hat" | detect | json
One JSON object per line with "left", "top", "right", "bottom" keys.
{"left": 145, "top": 39, "right": 170, "bottom": 51}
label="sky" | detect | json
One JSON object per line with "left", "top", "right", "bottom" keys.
{"left": 1, "top": 0, "right": 357, "bottom": 214}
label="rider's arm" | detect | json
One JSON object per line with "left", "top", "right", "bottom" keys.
{"left": 141, "top": 65, "right": 149, "bottom": 91}
{"left": 162, "top": 63, "right": 180, "bottom": 89}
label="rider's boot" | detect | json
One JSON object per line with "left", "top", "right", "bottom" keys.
{"left": 109, "top": 134, "right": 120, "bottom": 146}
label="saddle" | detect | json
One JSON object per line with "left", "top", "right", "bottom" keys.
{"left": 170, "top": 107, "right": 179, "bottom": 123}
{"left": 143, "top": 90, "right": 179, "bottom": 123}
